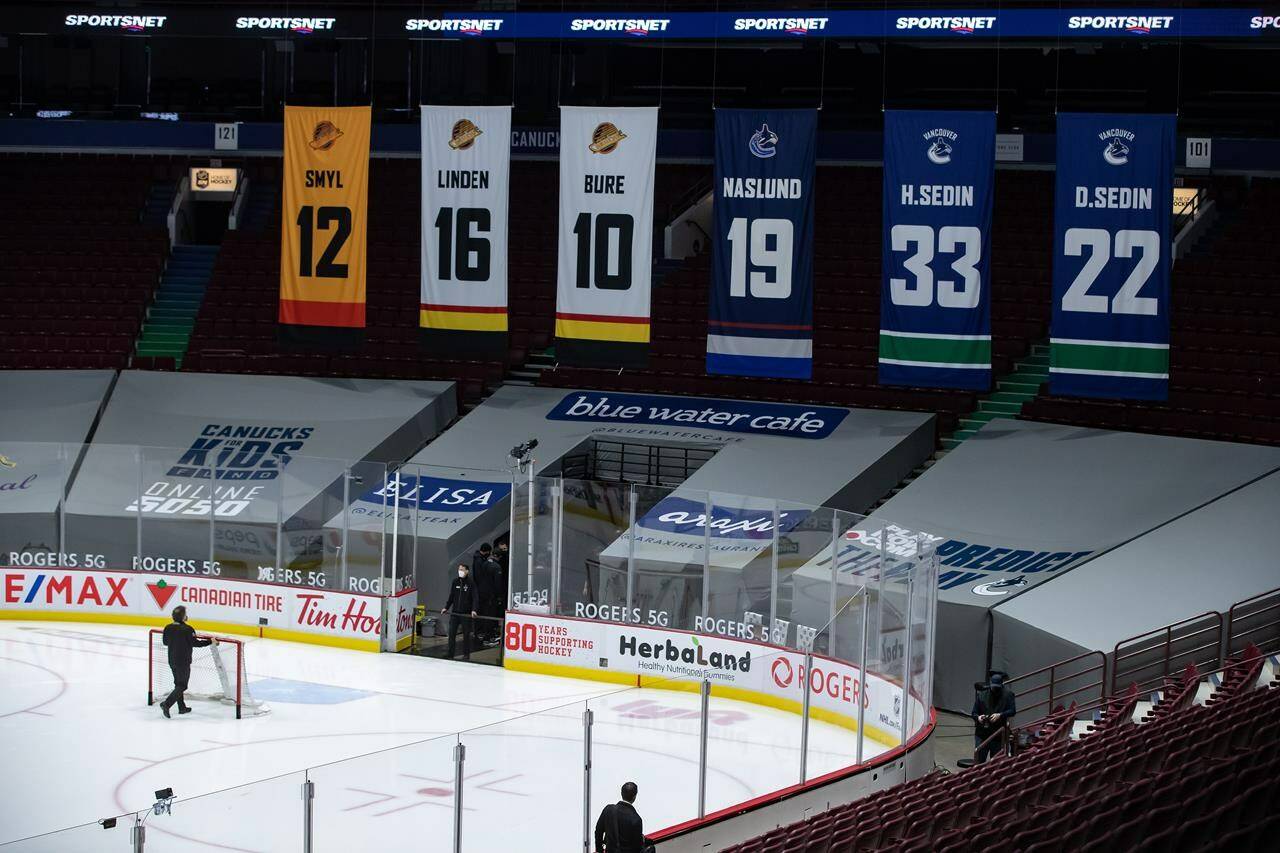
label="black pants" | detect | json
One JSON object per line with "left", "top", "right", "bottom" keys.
{"left": 974, "top": 728, "right": 1005, "bottom": 763}
{"left": 164, "top": 662, "right": 191, "bottom": 709}
{"left": 446, "top": 614, "right": 472, "bottom": 660}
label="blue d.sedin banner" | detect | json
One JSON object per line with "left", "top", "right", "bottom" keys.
{"left": 1050, "top": 113, "right": 1175, "bottom": 400}
{"left": 708, "top": 109, "right": 817, "bottom": 379}
{"left": 880, "top": 110, "right": 995, "bottom": 390}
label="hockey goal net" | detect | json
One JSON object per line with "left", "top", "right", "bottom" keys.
{"left": 147, "top": 629, "right": 268, "bottom": 718}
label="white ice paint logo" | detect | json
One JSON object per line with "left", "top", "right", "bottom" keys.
{"left": 1099, "top": 128, "right": 1136, "bottom": 166}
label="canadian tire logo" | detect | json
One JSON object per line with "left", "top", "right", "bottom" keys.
{"left": 147, "top": 579, "right": 178, "bottom": 609}
{"left": 771, "top": 657, "right": 793, "bottom": 688}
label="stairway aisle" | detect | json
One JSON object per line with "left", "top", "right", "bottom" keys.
{"left": 945, "top": 343, "right": 1051, "bottom": 449}
{"left": 135, "top": 244, "right": 219, "bottom": 368}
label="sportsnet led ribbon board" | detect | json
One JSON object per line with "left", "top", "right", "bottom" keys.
{"left": 279, "top": 105, "right": 370, "bottom": 347}
{"left": 1050, "top": 113, "right": 1175, "bottom": 401}
{"left": 555, "top": 106, "right": 658, "bottom": 368}
{"left": 708, "top": 109, "right": 817, "bottom": 379}
{"left": 420, "top": 106, "right": 512, "bottom": 357}
{"left": 880, "top": 110, "right": 996, "bottom": 391}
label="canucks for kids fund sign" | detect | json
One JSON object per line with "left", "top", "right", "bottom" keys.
{"left": 546, "top": 392, "right": 847, "bottom": 439}
{"left": 708, "top": 109, "right": 817, "bottom": 379}
{"left": 880, "top": 110, "right": 995, "bottom": 390}
{"left": 1050, "top": 114, "right": 1175, "bottom": 400}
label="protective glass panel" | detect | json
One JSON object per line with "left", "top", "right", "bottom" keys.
{"left": 0, "top": 441, "right": 74, "bottom": 566}
{"left": 588, "top": 673, "right": 702, "bottom": 837}
{"left": 702, "top": 490, "right": 777, "bottom": 644}
{"left": 908, "top": 539, "right": 936, "bottom": 738}
{"left": 275, "top": 453, "right": 352, "bottom": 591}
{"left": 627, "top": 483, "right": 696, "bottom": 633}
{"left": 776, "top": 503, "right": 838, "bottom": 656}
{"left": 509, "top": 475, "right": 555, "bottom": 610}
{"left": 309, "top": 735, "right": 457, "bottom": 851}
{"left": 559, "top": 478, "right": 631, "bottom": 621}
{"left": 0, "top": 818, "right": 135, "bottom": 852}
{"left": 63, "top": 442, "right": 140, "bottom": 570}
{"left": 704, "top": 646, "right": 799, "bottom": 812}
{"left": 335, "top": 460, "right": 389, "bottom": 595}
{"left": 458, "top": 702, "right": 584, "bottom": 850}
{"left": 876, "top": 522, "right": 913, "bottom": 747}
{"left": 137, "top": 443, "right": 214, "bottom": 576}
{"left": 142, "top": 771, "right": 306, "bottom": 852}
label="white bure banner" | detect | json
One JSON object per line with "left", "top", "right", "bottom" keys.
{"left": 420, "top": 105, "right": 512, "bottom": 352}
{"left": 555, "top": 106, "right": 658, "bottom": 367}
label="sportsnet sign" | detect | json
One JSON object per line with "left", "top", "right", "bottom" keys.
{"left": 1067, "top": 15, "right": 1175, "bottom": 35}
{"left": 504, "top": 612, "right": 923, "bottom": 741}
{"left": 546, "top": 392, "right": 848, "bottom": 439}
{"left": 733, "top": 16, "right": 829, "bottom": 36}
{"left": 405, "top": 18, "right": 505, "bottom": 34}
{"left": 570, "top": 17, "right": 671, "bottom": 36}
{"left": 0, "top": 566, "right": 416, "bottom": 652}
{"left": 895, "top": 16, "right": 996, "bottom": 34}
{"left": 64, "top": 14, "right": 167, "bottom": 31}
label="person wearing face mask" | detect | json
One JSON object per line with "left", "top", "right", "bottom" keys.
{"left": 972, "top": 672, "right": 1016, "bottom": 763}
{"left": 442, "top": 562, "right": 478, "bottom": 661}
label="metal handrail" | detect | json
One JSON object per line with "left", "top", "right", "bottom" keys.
{"left": 1005, "top": 649, "right": 1107, "bottom": 724}
{"left": 1109, "top": 610, "right": 1224, "bottom": 695}
{"left": 1226, "top": 586, "right": 1280, "bottom": 657}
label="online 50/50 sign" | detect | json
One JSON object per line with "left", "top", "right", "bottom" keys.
{"left": 0, "top": 567, "right": 414, "bottom": 651}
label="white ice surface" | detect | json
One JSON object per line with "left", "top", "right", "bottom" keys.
{"left": 0, "top": 621, "right": 884, "bottom": 852}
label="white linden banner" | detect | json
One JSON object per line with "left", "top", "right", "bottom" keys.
{"left": 420, "top": 105, "right": 512, "bottom": 355}
{"left": 503, "top": 611, "right": 923, "bottom": 744}
{"left": 0, "top": 566, "right": 416, "bottom": 652}
{"left": 555, "top": 106, "right": 658, "bottom": 368}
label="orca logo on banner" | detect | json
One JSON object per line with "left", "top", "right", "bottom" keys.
{"left": 880, "top": 111, "right": 995, "bottom": 391}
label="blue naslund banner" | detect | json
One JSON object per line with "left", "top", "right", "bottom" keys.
{"left": 708, "top": 109, "right": 817, "bottom": 379}
{"left": 880, "top": 110, "right": 996, "bottom": 391}
{"left": 1050, "top": 114, "right": 1175, "bottom": 401}
{"left": 546, "top": 392, "right": 848, "bottom": 439}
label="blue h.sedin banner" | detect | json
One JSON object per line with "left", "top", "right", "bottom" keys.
{"left": 880, "top": 110, "right": 995, "bottom": 390}
{"left": 708, "top": 109, "right": 817, "bottom": 379}
{"left": 1050, "top": 113, "right": 1175, "bottom": 400}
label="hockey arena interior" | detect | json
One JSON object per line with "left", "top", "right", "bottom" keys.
{"left": 2, "top": 2, "right": 1279, "bottom": 851}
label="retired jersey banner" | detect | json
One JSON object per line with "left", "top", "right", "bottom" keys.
{"left": 279, "top": 105, "right": 370, "bottom": 347}
{"left": 708, "top": 109, "right": 816, "bottom": 379}
{"left": 880, "top": 110, "right": 995, "bottom": 390}
{"left": 555, "top": 106, "right": 657, "bottom": 368}
{"left": 1051, "top": 114, "right": 1175, "bottom": 400}
{"left": 420, "top": 105, "right": 511, "bottom": 356}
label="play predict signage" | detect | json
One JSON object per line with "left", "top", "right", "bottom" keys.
{"left": 546, "top": 391, "right": 848, "bottom": 440}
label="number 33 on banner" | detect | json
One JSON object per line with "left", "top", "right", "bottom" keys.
{"left": 279, "top": 106, "right": 370, "bottom": 334}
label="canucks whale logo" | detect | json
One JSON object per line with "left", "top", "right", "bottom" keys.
{"left": 1103, "top": 136, "right": 1131, "bottom": 166}
{"left": 927, "top": 139, "right": 953, "bottom": 165}
{"left": 972, "top": 576, "right": 1029, "bottom": 597}
{"left": 748, "top": 123, "right": 778, "bottom": 159}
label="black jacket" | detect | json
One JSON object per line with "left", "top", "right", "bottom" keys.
{"left": 162, "top": 621, "right": 211, "bottom": 667}
{"left": 971, "top": 685, "right": 1017, "bottom": 738}
{"left": 594, "top": 801, "right": 645, "bottom": 853}
{"left": 444, "top": 576, "right": 477, "bottom": 613}
{"left": 473, "top": 558, "right": 501, "bottom": 601}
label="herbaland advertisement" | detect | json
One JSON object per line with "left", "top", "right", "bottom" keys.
{"left": 503, "top": 611, "right": 922, "bottom": 745}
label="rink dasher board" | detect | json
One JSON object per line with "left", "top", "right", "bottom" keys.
{"left": 503, "top": 611, "right": 926, "bottom": 747}
{"left": 0, "top": 565, "right": 416, "bottom": 652}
